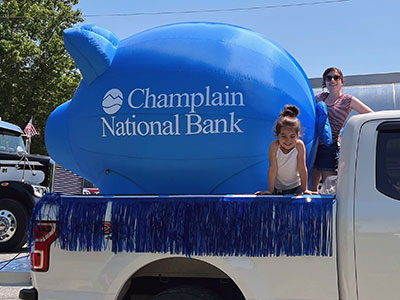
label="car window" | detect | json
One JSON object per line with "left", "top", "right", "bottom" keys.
{"left": 0, "top": 132, "right": 26, "bottom": 154}
{"left": 376, "top": 122, "right": 400, "bottom": 200}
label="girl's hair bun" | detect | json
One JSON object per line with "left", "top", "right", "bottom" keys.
{"left": 274, "top": 104, "right": 301, "bottom": 136}
{"left": 280, "top": 105, "right": 299, "bottom": 118}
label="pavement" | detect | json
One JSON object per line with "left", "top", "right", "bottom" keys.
{"left": 0, "top": 248, "right": 32, "bottom": 300}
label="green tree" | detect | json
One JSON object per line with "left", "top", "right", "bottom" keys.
{"left": 0, "top": 0, "right": 83, "bottom": 154}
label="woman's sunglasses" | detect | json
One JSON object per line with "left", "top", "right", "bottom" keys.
{"left": 325, "top": 75, "right": 342, "bottom": 81}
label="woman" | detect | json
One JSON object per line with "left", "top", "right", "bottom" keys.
{"left": 311, "top": 67, "right": 373, "bottom": 192}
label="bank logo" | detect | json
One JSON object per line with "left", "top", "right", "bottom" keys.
{"left": 102, "top": 89, "right": 123, "bottom": 115}
{"left": 100, "top": 86, "right": 245, "bottom": 137}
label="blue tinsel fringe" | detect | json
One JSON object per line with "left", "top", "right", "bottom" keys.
{"left": 30, "top": 193, "right": 334, "bottom": 257}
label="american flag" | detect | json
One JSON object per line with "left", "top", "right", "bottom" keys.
{"left": 24, "top": 118, "right": 38, "bottom": 137}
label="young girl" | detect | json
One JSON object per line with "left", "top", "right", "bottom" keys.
{"left": 256, "top": 105, "right": 312, "bottom": 195}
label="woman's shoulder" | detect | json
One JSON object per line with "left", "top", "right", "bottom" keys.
{"left": 315, "top": 92, "right": 329, "bottom": 102}
{"left": 340, "top": 93, "right": 354, "bottom": 105}
{"left": 342, "top": 93, "right": 354, "bottom": 99}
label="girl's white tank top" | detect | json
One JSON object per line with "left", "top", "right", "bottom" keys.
{"left": 275, "top": 146, "right": 301, "bottom": 190}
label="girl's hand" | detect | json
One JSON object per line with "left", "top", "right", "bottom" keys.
{"left": 255, "top": 190, "right": 272, "bottom": 195}
{"left": 303, "top": 189, "right": 318, "bottom": 195}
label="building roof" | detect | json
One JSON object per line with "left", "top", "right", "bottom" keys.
{"left": 309, "top": 72, "right": 400, "bottom": 88}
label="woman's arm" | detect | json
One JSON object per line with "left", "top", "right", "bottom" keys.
{"left": 351, "top": 96, "right": 373, "bottom": 114}
{"left": 296, "top": 140, "right": 311, "bottom": 194}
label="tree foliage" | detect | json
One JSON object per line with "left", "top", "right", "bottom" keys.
{"left": 0, "top": 0, "right": 83, "bottom": 154}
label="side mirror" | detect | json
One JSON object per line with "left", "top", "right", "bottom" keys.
{"left": 17, "top": 146, "right": 27, "bottom": 157}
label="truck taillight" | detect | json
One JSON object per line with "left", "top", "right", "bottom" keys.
{"left": 30, "top": 222, "right": 58, "bottom": 272}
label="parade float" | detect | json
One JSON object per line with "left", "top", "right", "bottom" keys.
{"left": 35, "top": 22, "right": 332, "bottom": 262}
{"left": 21, "top": 22, "right": 400, "bottom": 300}
{"left": 18, "top": 21, "right": 339, "bottom": 300}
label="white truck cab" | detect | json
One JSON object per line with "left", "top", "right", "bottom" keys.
{"left": 336, "top": 111, "right": 400, "bottom": 300}
{"left": 0, "top": 119, "right": 53, "bottom": 252}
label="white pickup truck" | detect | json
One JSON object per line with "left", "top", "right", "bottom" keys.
{"left": 20, "top": 110, "right": 400, "bottom": 300}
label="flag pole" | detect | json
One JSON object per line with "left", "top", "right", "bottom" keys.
{"left": 26, "top": 136, "right": 31, "bottom": 154}
{"left": 24, "top": 116, "right": 38, "bottom": 154}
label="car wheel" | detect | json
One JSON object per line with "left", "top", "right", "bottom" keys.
{"left": 0, "top": 198, "right": 29, "bottom": 252}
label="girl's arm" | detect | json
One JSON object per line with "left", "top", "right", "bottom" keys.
{"left": 267, "top": 141, "right": 278, "bottom": 194}
{"left": 255, "top": 141, "right": 278, "bottom": 195}
{"left": 351, "top": 96, "right": 373, "bottom": 114}
{"left": 296, "top": 140, "right": 312, "bottom": 194}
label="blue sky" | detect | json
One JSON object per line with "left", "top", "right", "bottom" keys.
{"left": 75, "top": 0, "right": 398, "bottom": 78}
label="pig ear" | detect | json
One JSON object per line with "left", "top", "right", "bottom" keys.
{"left": 63, "top": 25, "right": 119, "bottom": 85}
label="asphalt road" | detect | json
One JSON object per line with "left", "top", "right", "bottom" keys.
{"left": 0, "top": 248, "right": 31, "bottom": 300}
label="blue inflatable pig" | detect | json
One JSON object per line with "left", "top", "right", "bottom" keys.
{"left": 45, "top": 22, "right": 317, "bottom": 194}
